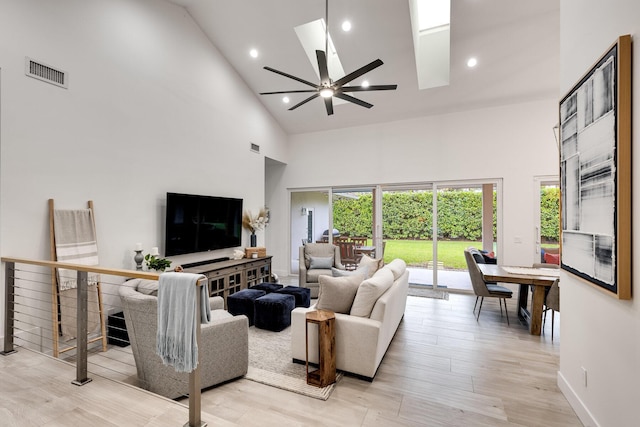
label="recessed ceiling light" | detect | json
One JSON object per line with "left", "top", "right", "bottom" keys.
{"left": 342, "top": 21, "right": 352, "bottom": 32}
{"left": 249, "top": 49, "right": 259, "bottom": 58}
{"left": 361, "top": 80, "right": 370, "bottom": 88}
{"left": 467, "top": 57, "right": 478, "bottom": 68}
{"left": 283, "top": 96, "right": 290, "bottom": 103}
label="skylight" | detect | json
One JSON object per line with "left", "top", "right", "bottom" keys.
{"left": 410, "top": 0, "right": 451, "bottom": 90}
{"left": 418, "top": 0, "right": 450, "bottom": 30}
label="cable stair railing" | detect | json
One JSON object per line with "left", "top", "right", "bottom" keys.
{"left": 1, "top": 256, "right": 209, "bottom": 427}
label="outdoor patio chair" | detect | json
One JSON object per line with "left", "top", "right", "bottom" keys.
{"left": 337, "top": 240, "right": 359, "bottom": 270}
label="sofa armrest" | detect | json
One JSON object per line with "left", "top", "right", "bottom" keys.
{"left": 199, "top": 314, "right": 249, "bottom": 377}
{"left": 209, "top": 296, "right": 224, "bottom": 311}
{"left": 299, "top": 246, "right": 308, "bottom": 282}
{"left": 291, "top": 307, "right": 383, "bottom": 378}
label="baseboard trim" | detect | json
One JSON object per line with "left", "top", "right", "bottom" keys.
{"left": 557, "top": 370, "right": 599, "bottom": 427}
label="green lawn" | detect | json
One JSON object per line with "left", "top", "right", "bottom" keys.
{"left": 381, "top": 240, "right": 483, "bottom": 270}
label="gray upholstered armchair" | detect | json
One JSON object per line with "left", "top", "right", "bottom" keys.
{"left": 119, "top": 279, "right": 248, "bottom": 399}
{"left": 299, "top": 243, "right": 345, "bottom": 298}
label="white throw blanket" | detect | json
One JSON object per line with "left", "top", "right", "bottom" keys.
{"left": 53, "top": 209, "right": 100, "bottom": 291}
{"left": 156, "top": 272, "right": 210, "bottom": 373}
{"left": 53, "top": 208, "right": 101, "bottom": 338}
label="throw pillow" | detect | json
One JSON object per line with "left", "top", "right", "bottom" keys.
{"left": 316, "top": 274, "right": 364, "bottom": 314}
{"left": 332, "top": 265, "right": 370, "bottom": 279}
{"left": 309, "top": 256, "right": 334, "bottom": 269}
{"left": 358, "top": 254, "right": 383, "bottom": 276}
{"left": 136, "top": 279, "right": 159, "bottom": 296}
{"left": 350, "top": 268, "right": 394, "bottom": 317}
{"left": 385, "top": 258, "right": 407, "bottom": 280}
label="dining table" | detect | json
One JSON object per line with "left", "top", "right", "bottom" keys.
{"left": 477, "top": 264, "right": 559, "bottom": 335}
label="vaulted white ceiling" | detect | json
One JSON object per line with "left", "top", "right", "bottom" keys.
{"left": 165, "top": 0, "right": 560, "bottom": 134}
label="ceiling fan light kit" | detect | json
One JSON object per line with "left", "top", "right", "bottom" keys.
{"left": 259, "top": 0, "right": 397, "bottom": 115}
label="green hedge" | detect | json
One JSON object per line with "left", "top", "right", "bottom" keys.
{"left": 333, "top": 189, "right": 559, "bottom": 242}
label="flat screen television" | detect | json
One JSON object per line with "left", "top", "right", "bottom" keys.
{"left": 165, "top": 192, "right": 243, "bottom": 256}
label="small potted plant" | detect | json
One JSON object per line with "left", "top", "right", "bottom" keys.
{"left": 144, "top": 253, "right": 172, "bottom": 272}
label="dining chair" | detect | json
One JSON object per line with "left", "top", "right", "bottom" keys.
{"left": 464, "top": 248, "right": 513, "bottom": 324}
{"left": 543, "top": 279, "right": 560, "bottom": 340}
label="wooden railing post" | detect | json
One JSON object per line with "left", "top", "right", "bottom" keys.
{"left": 72, "top": 270, "right": 92, "bottom": 386}
{"left": 2, "top": 261, "right": 17, "bottom": 356}
{"left": 185, "top": 278, "right": 206, "bottom": 427}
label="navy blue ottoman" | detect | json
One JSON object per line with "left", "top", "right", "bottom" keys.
{"left": 254, "top": 293, "right": 295, "bottom": 332}
{"left": 227, "top": 289, "right": 266, "bottom": 326}
{"left": 276, "top": 286, "right": 311, "bottom": 308}
{"left": 249, "top": 282, "right": 283, "bottom": 293}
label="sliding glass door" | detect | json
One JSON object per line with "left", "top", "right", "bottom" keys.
{"left": 289, "top": 180, "right": 501, "bottom": 291}
{"left": 379, "top": 180, "right": 499, "bottom": 292}
{"left": 435, "top": 183, "right": 497, "bottom": 292}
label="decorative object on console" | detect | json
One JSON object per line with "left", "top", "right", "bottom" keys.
{"left": 134, "top": 243, "right": 144, "bottom": 271}
{"left": 243, "top": 207, "right": 269, "bottom": 247}
{"left": 232, "top": 249, "right": 245, "bottom": 260}
{"left": 246, "top": 247, "right": 267, "bottom": 259}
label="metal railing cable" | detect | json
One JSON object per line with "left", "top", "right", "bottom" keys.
{"left": 2, "top": 257, "right": 206, "bottom": 427}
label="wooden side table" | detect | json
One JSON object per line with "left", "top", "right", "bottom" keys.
{"left": 305, "top": 309, "right": 336, "bottom": 387}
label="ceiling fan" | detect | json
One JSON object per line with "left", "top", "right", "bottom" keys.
{"left": 259, "top": 0, "right": 397, "bottom": 116}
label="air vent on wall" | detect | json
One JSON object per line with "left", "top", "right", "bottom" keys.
{"left": 25, "top": 57, "right": 67, "bottom": 89}
{"left": 250, "top": 142, "right": 260, "bottom": 153}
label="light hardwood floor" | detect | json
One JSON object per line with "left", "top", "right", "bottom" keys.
{"left": 0, "top": 288, "right": 581, "bottom": 426}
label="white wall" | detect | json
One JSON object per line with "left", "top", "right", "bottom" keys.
{"left": 268, "top": 99, "right": 559, "bottom": 275}
{"left": 558, "top": 1, "right": 639, "bottom": 426}
{"left": 0, "top": 0, "right": 287, "bottom": 336}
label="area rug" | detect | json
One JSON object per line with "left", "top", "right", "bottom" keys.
{"left": 245, "top": 325, "right": 342, "bottom": 400}
{"left": 407, "top": 284, "right": 449, "bottom": 300}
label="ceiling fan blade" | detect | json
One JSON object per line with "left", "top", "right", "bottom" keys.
{"left": 324, "top": 96, "right": 334, "bottom": 115}
{"left": 289, "top": 93, "right": 320, "bottom": 111}
{"left": 316, "top": 50, "right": 330, "bottom": 86}
{"left": 333, "top": 59, "right": 384, "bottom": 88}
{"left": 264, "top": 66, "right": 319, "bottom": 89}
{"left": 340, "top": 84, "right": 398, "bottom": 92}
{"left": 334, "top": 93, "right": 373, "bottom": 109}
{"left": 259, "top": 89, "right": 318, "bottom": 95}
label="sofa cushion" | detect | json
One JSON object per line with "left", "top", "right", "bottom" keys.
{"left": 332, "top": 265, "right": 370, "bottom": 279}
{"left": 136, "top": 279, "right": 159, "bottom": 296}
{"left": 350, "top": 267, "right": 394, "bottom": 317}
{"left": 316, "top": 274, "right": 364, "bottom": 314}
{"left": 309, "top": 256, "right": 334, "bottom": 269}
{"left": 306, "top": 268, "right": 332, "bottom": 283}
{"left": 385, "top": 259, "right": 407, "bottom": 281}
{"left": 358, "top": 254, "right": 384, "bottom": 277}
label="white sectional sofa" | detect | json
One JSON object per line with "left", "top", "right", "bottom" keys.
{"left": 290, "top": 258, "right": 409, "bottom": 380}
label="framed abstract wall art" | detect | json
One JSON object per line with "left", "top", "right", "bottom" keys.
{"left": 559, "top": 35, "right": 632, "bottom": 299}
